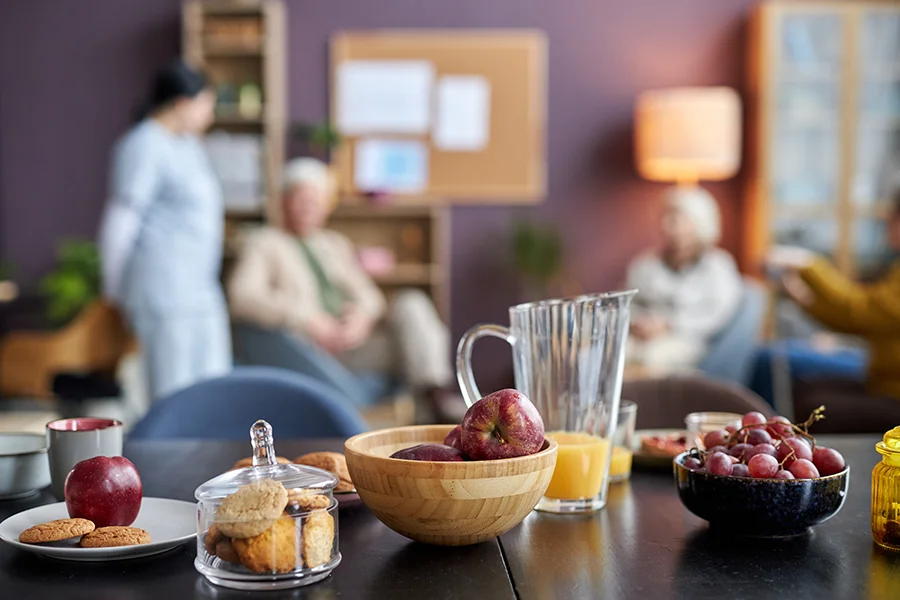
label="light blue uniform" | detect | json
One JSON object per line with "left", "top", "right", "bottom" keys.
{"left": 109, "top": 120, "right": 231, "bottom": 398}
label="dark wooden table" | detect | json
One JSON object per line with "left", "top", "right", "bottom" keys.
{"left": 502, "top": 435, "right": 900, "bottom": 600}
{"left": 0, "top": 439, "right": 515, "bottom": 600}
{"left": 0, "top": 435, "right": 898, "bottom": 599}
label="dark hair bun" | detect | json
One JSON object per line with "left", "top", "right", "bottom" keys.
{"left": 140, "top": 59, "right": 208, "bottom": 118}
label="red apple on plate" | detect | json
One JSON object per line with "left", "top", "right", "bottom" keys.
{"left": 444, "top": 425, "right": 463, "bottom": 450}
{"left": 460, "top": 388, "right": 545, "bottom": 460}
{"left": 65, "top": 456, "right": 143, "bottom": 527}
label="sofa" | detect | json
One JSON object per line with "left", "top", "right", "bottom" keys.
{"left": 697, "top": 278, "right": 768, "bottom": 386}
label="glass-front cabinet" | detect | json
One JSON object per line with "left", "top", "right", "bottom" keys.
{"left": 746, "top": 1, "right": 900, "bottom": 281}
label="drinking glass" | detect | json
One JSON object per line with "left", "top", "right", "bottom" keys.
{"left": 684, "top": 412, "right": 742, "bottom": 450}
{"left": 456, "top": 290, "right": 636, "bottom": 513}
{"left": 609, "top": 400, "right": 637, "bottom": 482}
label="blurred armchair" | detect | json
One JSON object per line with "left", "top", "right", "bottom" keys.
{"left": 0, "top": 300, "right": 134, "bottom": 398}
{"left": 698, "top": 278, "right": 767, "bottom": 385}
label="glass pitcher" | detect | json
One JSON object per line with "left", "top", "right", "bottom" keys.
{"left": 456, "top": 290, "right": 636, "bottom": 513}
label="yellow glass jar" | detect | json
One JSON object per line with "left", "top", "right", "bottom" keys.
{"left": 872, "top": 426, "right": 900, "bottom": 551}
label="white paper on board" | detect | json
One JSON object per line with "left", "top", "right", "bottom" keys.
{"left": 354, "top": 139, "right": 429, "bottom": 193}
{"left": 433, "top": 75, "right": 491, "bottom": 151}
{"left": 336, "top": 60, "right": 434, "bottom": 134}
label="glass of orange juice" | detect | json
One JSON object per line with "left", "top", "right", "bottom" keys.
{"left": 609, "top": 401, "right": 637, "bottom": 482}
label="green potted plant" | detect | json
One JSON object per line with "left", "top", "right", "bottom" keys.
{"left": 511, "top": 218, "right": 568, "bottom": 301}
{"left": 291, "top": 121, "right": 341, "bottom": 163}
{"left": 39, "top": 239, "right": 101, "bottom": 326}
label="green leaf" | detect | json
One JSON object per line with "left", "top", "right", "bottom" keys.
{"left": 511, "top": 218, "right": 563, "bottom": 283}
{"left": 292, "top": 121, "right": 341, "bottom": 151}
{"left": 39, "top": 239, "right": 100, "bottom": 326}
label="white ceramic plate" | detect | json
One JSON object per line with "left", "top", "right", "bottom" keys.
{"left": 0, "top": 497, "right": 196, "bottom": 561}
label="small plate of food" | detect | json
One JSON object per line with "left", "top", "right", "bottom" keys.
{"left": 633, "top": 429, "right": 690, "bottom": 469}
{"left": 294, "top": 452, "right": 363, "bottom": 509}
{"left": 231, "top": 452, "right": 362, "bottom": 509}
{"left": 0, "top": 497, "right": 196, "bottom": 561}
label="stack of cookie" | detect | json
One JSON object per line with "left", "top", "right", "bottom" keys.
{"left": 19, "top": 518, "right": 151, "bottom": 548}
{"left": 205, "top": 478, "right": 335, "bottom": 574}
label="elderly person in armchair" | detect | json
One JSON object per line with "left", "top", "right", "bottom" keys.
{"left": 767, "top": 188, "right": 900, "bottom": 403}
{"left": 626, "top": 188, "right": 743, "bottom": 375}
{"left": 228, "top": 158, "right": 458, "bottom": 422}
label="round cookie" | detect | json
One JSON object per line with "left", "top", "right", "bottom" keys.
{"left": 302, "top": 510, "right": 335, "bottom": 569}
{"left": 204, "top": 523, "right": 224, "bottom": 556}
{"left": 294, "top": 452, "right": 354, "bottom": 493}
{"left": 215, "top": 538, "right": 241, "bottom": 564}
{"left": 79, "top": 526, "right": 151, "bottom": 548}
{"left": 233, "top": 517, "right": 296, "bottom": 573}
{"left": 215, "top": 479, "right": 288, "bottom": 539}
{"left": 19, "top": 518, "right": 95, "bottom": 544}
{"left": 287, "top": 491, "right": 331, "bottom": 512}
{"left": 335, "top": 479, "right": 356, "bottom": 494}
{"left": 231, "top": 456, "right": 291, "bottom": 471}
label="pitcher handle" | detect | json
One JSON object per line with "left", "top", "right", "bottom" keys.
{"left": 455, "top": 324, "right": 514, "bottom": 408}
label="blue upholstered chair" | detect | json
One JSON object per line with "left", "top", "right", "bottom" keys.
{"left": 128, "top": 366, "right": 368, "bottom": 440}
{"left": 699, "top": 278, "right": 768, "bottom": 386}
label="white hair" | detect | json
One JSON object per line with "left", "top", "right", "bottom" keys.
{"left": 665, "top": 186, "right": 721, "bottom": 246}
{"left": 281, "top": 157, "right": 334, "bottom": 198}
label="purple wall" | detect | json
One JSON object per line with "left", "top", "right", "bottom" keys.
{"left": 0, "top": 0, "right": 757, "bottom": 392}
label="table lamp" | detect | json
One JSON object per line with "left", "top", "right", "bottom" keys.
{"left": 635, "top": 87, "right": 741, "bottom": 208}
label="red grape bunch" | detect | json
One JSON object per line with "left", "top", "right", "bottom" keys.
{"left": 680, "top": 408, "right": 845, "bottom": 480}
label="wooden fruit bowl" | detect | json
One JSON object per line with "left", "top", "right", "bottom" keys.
{"left": 344, "top": 425, "right": 558, "bottom": 546}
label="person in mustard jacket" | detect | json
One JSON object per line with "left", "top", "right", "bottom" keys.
{"left": 766, "top": 195, "right": 900, "bottom": 399}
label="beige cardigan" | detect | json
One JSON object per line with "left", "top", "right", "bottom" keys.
{"left": 227, "top": 227, "right": 386, "bottom": 334}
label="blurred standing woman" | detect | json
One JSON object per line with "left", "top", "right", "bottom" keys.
{"left": 98, "top": 60, "right": 231, "bottom": 399}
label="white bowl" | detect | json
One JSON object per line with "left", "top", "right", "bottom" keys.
{"left": 0, "top": 433, "right": 51, "bottom": 499}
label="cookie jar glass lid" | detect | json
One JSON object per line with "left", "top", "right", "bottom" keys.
{"left": 195, "top": 420, "right": 339, "bottom": 502}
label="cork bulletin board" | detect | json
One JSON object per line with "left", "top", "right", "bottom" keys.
{"left": 330, "top": 30, "right": 547, "bottom": 203}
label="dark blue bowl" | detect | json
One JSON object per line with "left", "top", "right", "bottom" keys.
{"left": 673, "top": 452, "right": 850, "bottom": 537}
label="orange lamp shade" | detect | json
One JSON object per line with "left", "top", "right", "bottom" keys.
{"left": 634, "top": 87, "right": 742, "bottom": 184}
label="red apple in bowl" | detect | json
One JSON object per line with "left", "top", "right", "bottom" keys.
{"left": 444, "top": 425, "right": 463, "bottom": 450}
{"left": 460, "top": 389, "right": 545, "bottom": 460}
{"left": 390, "top": 444, "right": 466, "bottom": 461}
{"left": 65, "top": 456, "right": 143, "bottom": 527}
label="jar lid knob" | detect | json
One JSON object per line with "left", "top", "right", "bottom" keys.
{"left": 250, "top": 420, "right": 277, "bottom": 467}
{"left": 884, "top": 426, "right": 900, "bottom": 451}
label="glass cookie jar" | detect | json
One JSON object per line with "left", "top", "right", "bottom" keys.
{"left": 873, "top": 426, "right": 900, "bottom": 552}
{"left": 195, "top": 420, "right": 341, "bottom": 590}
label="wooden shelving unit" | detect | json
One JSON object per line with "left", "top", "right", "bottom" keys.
{"left": 181, "top": 3, "right": 452, "bottom": 325}
{"left": 328, "top": 202, "right": 451, "bottom": 321}
{"left": 182, "top": 0, "right": 286, "bottom": 224}
{"left": 744, "top": 1, "right": 900, "bottom": 279}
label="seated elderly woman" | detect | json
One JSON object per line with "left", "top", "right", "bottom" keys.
{"left": 228, "top": 158, "right": 457, "bottom": 421}
{"left": 626, "top": 188, "right": 743, "bottom": 374}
